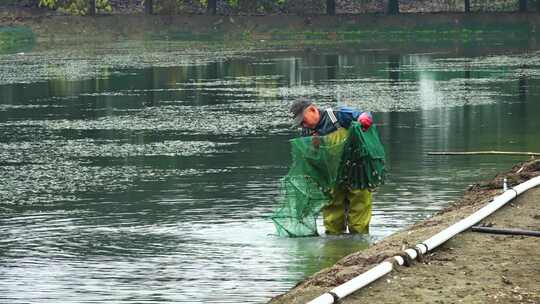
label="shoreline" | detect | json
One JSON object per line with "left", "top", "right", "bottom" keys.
{"left": 269, "top": 159, "right": 540, "bottom": 303}
{"left": 1, "top": 11, "right": 539, "bottom": 53}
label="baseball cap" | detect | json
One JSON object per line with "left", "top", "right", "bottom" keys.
{"left": 290, "top": 99, "right": 312, "bottom": 126}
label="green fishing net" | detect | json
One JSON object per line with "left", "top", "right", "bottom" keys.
{"left": 271, "top": 122, "right": 386, "bottom": 237}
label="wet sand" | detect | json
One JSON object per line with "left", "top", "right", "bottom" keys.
{"left": 270, "top": 159, "right": 540, "bottom": 304}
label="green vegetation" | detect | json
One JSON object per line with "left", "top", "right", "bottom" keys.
{"left": 132, "top": 19, "right": 534, "bottom": 56}
{"left": 264, "top": 22, "right": 532, "bottom": 45}
{"left": 0, "top": 0, "right": 531, "bottom": 15}
{"left": 39, "top": 0, "right": 112, "bottom": 15}
{"left": 158, "top": 0, "right": 287, "bottom": 13}
{"left": 0, "top": 27, "right": 35, "bottom": 54}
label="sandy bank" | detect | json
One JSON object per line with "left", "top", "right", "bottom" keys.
{"left": 270, "top": 159, "right": 540, "bottom": 303}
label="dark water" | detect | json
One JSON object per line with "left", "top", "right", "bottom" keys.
{"left": 1, "top": 39, "right": 539, "bottom": 303}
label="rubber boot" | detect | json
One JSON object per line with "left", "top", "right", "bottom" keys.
{"left": 322, "top": 188, "right": 347, "bottom": 234}
{"left": 347, "top": 188, "right": 372, "bottom": 234}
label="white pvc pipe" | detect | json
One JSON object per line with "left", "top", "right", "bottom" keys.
{"left": 308, "top": 261, "right": 395, "bottom": 304}
{"left": 422, "top": 190, "right": 516, "bottom": 251}
{"left": 331, "top": 261, "right": 393, "bottom": 298}
{"left": 308, "top": 175, "right": 540, "bottom": 304}
{"left": 424, "top": 176, "right": 540, "bottom": 251}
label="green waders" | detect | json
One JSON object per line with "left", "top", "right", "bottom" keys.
{"left": 322, "top": 188, "right": 372, "bottom": 234}
{"left": 320, "top": 127, "right": 372, "bottom": 234}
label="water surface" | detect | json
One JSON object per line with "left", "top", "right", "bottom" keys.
{"left": 1, "top": 39, "right": 539, "bottom": 303}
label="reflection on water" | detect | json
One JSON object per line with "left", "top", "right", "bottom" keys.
{"left": 1, "top": 41, "right": 539, "bottom": 303}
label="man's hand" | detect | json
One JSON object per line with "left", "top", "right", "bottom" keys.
{"left": 312, "top": 136, "right": 321, "bottom": 149}
{"left": 358, "top": 112, "right": 372, "bottom": 131}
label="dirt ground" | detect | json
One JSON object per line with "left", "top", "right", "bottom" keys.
{"left": 270, "top": 159, "right": 540, "bottom": 304}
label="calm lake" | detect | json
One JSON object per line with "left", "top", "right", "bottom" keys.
{"left": 1, "top": 34, "right": 539, "bottom": 303}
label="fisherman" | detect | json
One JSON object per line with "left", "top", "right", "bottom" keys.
{"left": 290, "top": 99, "right": 374, "bottom": 234}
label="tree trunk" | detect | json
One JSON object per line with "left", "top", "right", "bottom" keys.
{"left": 207, "top": 0, "right": 217, "bottom": 15}
{"left": 145, "top": 0, "right": 153, "bottom": 14}
{"left": 519, "top": 0, "right": 527, "bottom": 12}
{"left": 326, "top": 0, "right": 336, "bottom": 15}
{"left": 388, "top": 0, "right": 399, "bottom": 15}
{"left": 464, "top": 0, "right": 470, "bottom": 12}
{"left": 88, "top": 0, "right": 95, "bottom": 15}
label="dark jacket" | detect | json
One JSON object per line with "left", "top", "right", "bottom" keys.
{"left": 301, "top": 106, "right": 370, "bottom": 137}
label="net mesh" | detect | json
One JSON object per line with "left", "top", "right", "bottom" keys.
{"left": 271, "top": 122, "right": 386, "bottom": 237}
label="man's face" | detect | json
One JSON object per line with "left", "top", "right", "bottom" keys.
{"left": 302, "top": 105, "right": 320, "bottom": 129}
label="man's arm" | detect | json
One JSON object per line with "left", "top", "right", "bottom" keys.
{"left": 336, "top": 107, "right": 373, "bottom": 130}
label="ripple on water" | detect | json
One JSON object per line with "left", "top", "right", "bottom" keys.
{"left": 1, "top": 44, "right": 539, "bottom": 303}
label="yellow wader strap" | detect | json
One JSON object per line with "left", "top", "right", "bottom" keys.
{"left": 326, "top": 108, "right": 342, "bottom": 129}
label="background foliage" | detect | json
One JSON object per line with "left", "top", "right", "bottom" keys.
{"left": 39, "top": 0, "right": 112, "bottom": 15}
{"left": 10, "top": 0, "right": 539, "bottom": 15}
